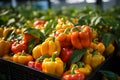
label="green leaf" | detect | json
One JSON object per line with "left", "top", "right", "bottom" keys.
{"left": 101, "top": 33, "right": 118, "bottom": 47}
{"left": 100, "top": 70, "right": 118, "bottom": 80}
{"left": 28, "top": 39, "right": 37, "bottom": 54}
{"left": 90, "top": 16, "right": 99, "bottom": 26}
{"left": 24, "top": 28, "right": 45, "bottom": 41}
{"left": 95, "top": 17, "right": 102, "bottom": 26}
{"left": 69, "top": 48, "right": 87, "bottom": 65}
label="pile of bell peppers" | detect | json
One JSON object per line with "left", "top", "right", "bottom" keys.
{"left": 0, "top": 18, "right": 116, "bottom": 80}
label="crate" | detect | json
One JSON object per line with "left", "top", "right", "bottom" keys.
{"left": 0, "top": 46, "right": 118, "bottom": 80}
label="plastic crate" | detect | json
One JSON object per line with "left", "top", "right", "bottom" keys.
{"left": 0, "top": 45, "right": 118, "bottom": 80}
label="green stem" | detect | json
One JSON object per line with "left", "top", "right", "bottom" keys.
{"left": 64, "top": 28, "right": 70, "bottom": 34}
{"left": 20, "top": 50, "right": 26, "bottom": 56}
{"left": 71, "top": 64, "right": 78, "bottom": 74}
{"left": 51, "top": 51, "right": 59, "bottom": 62}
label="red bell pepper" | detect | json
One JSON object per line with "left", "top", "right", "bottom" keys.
{"left": 28, "top": 61, "right": 42, "bottom": 71}
{"left": 33, "top": 20, "right": 46, "bottom": 27}
{"left": 59, "top": 47, "right": 73, "bottom": 63}
{"left": 62, "top": 64, "right": 85, "bottom": 80}
{"left": 11, "top": 40, "right": 28, "bottom": 54}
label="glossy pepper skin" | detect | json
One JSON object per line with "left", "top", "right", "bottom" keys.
{"left": 0, "top": 40, "right": 11, "bottom": 57}
{"left": 76, "top": 62, "right": 92, "bottom": 76}
{"left": 71, "top": 25, "right": 92, "bottom": 49}
{"left": 55, "top": 28, "right": 72, "bottom": 48}
{"left": 105, "top": 43, "right": 115, "bottom": 56}
{"left": 42, "top": 52, "right": 64, "bottom": 77}
{"left": 62, "top": 64, "right": 85, "bottom": 80}
{"left": 13, "top": 51, "right": 33, "bottom": 65}
{"left": 59, "top": 47, "right": 73, "bottom": 63}
{"left": 28, "top": 61, "right": 42, "bottom": 71}
{"left": 32, "top": 44, "right": 42, "bottom": 59}
{"left": 82, "top": 50, "right": 105, "bottom": 69}
{"left": 40, "top": 37, "right": 61, "bottom": 56}
{"left": 11, "top": 40, "right": 28, "bottom": 54}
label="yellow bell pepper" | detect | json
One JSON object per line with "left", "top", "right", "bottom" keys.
{"left": 56, "top": 18, "right": 74, "bottom": 31}
{"left": 105, "top": 43, "right": 115, "bottom": 56}
{"left": 41, "top": 37, "right": 61, "bottom": 56}
{"left": 82, "top": 50, "right": 105, "bottom": 69}
{"left": 97, "top": 42, "right": 105, "bottom": 54}
{"left": 78, "top": 64, "right": 92, "bottom": 76}
{"left": 0, "top": 40, "right": 11, "bottom": 57}
{"left": 42, "top": 51, "right": 64, "bottom": 77}
{"left": 70, "top": 62, "right": 92, "bottom": 76}
{"left": 32, "top": 44, "right": 42, "bottom": 59}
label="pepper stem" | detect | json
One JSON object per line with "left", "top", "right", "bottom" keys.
{"left": 71, "top": 64, "right": 78, "bottom": 74}
{"left": 64, "top": 28, "right": 70, "bottom": 34}
{"left": 71, "top": 27, "right": 80, "bottom": 32}
{"left": 51, "top": 51, "right": 59, "bottom": 62}
{"left": 77, "top": 62, "right": 84, "bottom": 68}
{"left": 20, "top": 50, "right": 26, "bottom": 56}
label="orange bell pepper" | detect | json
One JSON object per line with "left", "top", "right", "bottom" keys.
{"left": 71, "top": 25, "right": 92, "bottom": 49}
{"left": 13, "top": 51, "right": 33, "bottom": 65}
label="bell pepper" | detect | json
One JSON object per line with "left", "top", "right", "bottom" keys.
{"left": 11, "top": 40, "right": 28, "bottom": 54}
{"left": 2, "top": 53, "right": 13, "bottom": 61}
{"left": 28, "top": 55, "right": 50, "bottom": 70}
{"left": 59, "top": 47, "right": 73, "bottom": 63}
{"left": 13, "top": 51, "right": 33, "bottom": 65}
{"left": 62, "top": 64, "right": 85, "bottom": 80}
{"left": 0, "top": 40, "right": 11, "bottom": 57}
{"left": 77, "top": 62, "right": 92, "bottom": 76}
{"left": 40, "top": 37, "right": 61, "bottom": 56}
{"left": 32, "top": 44, "right": 42, "bottom": 59}
{"left": 33, "top": 20, "right": 46, "bottom": 30}
{"left": 42, "top": 51, "right": 64, "bottom": 77}
{"left": 23, "top": 33, "right": 40, "bottom": 44}
{"left": 82, "top": 50, "right": 105, "bottom": 69}
{"left": 56, "top": 18, "right": 74, "bottom": 31}
{"left": 105, "top": 43, "right": 115, "bottom": 56}
{"left": 71, "top": 25, "right": 92, "bottom": 49}
{"left": 96, "top": 42, "right": 105, "bottom": 54}
{"left": 28, "top": 60, "right": 42, "bottom": 71}
{"left": 55, "top": 28, "right": 72, "bottom": 48}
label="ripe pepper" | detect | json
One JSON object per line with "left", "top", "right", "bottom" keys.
{"left": 62, "top": 64, "right": 85, "bottom": 80}
{"left": 42, "top": 51, "right": 64, "bottom": 77}
{"left": 11, "top": 40, "right": 28, "bottom": 54}
{"left": 56, "top": 18, "right": 74, "bottom": 31}
{"left": 2, "top": 53, "right": 13, "bottom": 61}
{"left": 28, "top": 55, "right": 50, "bottom": 70}
{"left": 13, "top": 51, "right": 33, "bottom": 65}
{"left": 71, "top": 25, "right": 92, "bottom": 49}
{"left": 55, "top": 28, "right": 72, "bottom": 48}
{"left": 32, "top": 44, "right": 42, "bottom": 59}
{"left": 105, "top": 43, "right": 115, "bottom": 56}
{"left": 82, "top": 50, "right": 105, "bottom": 69}
{"left": 96, "top": 42, "right": 105, "bottom": 54}
{"left": 0, "top": 40, "right": 11, "bottom": 57}
{"left": 77, "top": 62, "right": 92, "bottom": 76}
{"left": 28, "top": 60, "right": 42, "bottom": 71}
{"left": 59, "top": 47, "right": 73, "bottom": 63}
{"left": 40, "top": 37, "right": 61, "bottom": 56}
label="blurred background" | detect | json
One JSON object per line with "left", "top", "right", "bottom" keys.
{"left": 0, "top": 0, "right": 120, "bottom": 10}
